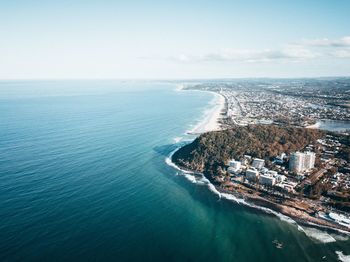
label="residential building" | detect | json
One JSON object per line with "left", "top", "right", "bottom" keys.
{"left": 246, "top": 169, "right": 259, "bottom": 182}
{"left": 289, "top": 151, "right": 316, "bottom": 173}
{"left": 304, "top": 152, "right": 316, "bottom": 170}
{"left": 228, "top": 160, "right": 241, "bottom": 172}
{"left": 252, "top": 158, "right": 265, "bottom": 169}
{"left": 259, "top": 174, "right": 276, "bottom": 186}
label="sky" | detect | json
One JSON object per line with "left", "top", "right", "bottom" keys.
{"left": 1, "top": 0, "right": 350, "bottom": 79}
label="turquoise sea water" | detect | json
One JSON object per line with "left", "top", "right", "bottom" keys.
{"left": 0, "top": 81, "right": 349, "bottom": 262}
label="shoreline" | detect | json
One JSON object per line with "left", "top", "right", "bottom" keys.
{"left": 169, "top": 85, "right": 350, "bottom": 240}
{"left": 306, "top": 119, "right": 350, "bottom": 134}
{"left": 217, "top": 185, "right": 350, "bottom": 235}
{"left": 167, "top": 147, "right": 350, "bottom": 238}
{"left": 186, "top": 90, "right": 226, "bottom": 135}
{"left": 306, "top": 122, "right": 321, "bottom": 129}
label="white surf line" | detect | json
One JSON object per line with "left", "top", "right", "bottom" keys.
{"left": 165, "top": 146, "right": 350, "bottom": 243}
{"left": 188, "top": 92, "right": 225, "bottom": 134}
{"left": 168, "top": 84, "right": 349, "bottom": 243}
{"left": 177, "top": 86, "right": 225, "bottom": 135}
{"left": 336, "top": 251, "right": 350, "bottom": 262}
{"left": 165, "top": 147, "right": 297, "bottom": 222}
{"left": 175, "top": 84, "right": 185, "bottom": 91}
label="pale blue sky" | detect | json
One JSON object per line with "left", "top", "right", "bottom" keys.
{"left": 1, "top": 0, "right": 350, "bottom": 79}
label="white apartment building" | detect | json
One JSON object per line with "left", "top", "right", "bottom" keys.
{"left": 303, "top": 152, "right": 316, "bottom": 170}
{"left": 246, "top": 169, "right": 259, "bottom": 182}
{"left": 252, "top": 158, "right": 265, "bottom": 169}
{"left": 228, "top": 159, "right": 241, "bottom": 172}
{"left": 259, "top": 174, "right": 276, "bottom": 186}
{"left": 289, "top": 152, "right": 316, "bottom": 173}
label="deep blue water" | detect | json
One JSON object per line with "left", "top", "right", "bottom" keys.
{"left": 0, "top": 81, "right": 349, "bottom": 262}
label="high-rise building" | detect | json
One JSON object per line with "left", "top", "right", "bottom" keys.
{"left": 289, "top": 152, "right": 304, "bottom": 173}
{"left": 303, "top": 152, "right": 316, "bottom": 170}
{"left": 289, "top": 152, "right": 316, "bottom": 173}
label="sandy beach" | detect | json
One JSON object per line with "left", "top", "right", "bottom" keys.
{"left": 306, "top": 122, "right": 321, "bottom": 129}
{"left": 187, "top": 92, "right": 226, "bottom": 134}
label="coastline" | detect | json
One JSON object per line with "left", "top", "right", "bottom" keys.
{"left": 168, "top": 85, "right": 350, "bottom": 242}
{"left": 186, "top": 90, "right": 226, "bottom": 134}
{"left": 306, "top": 122, "right": 321, "bottom": 129}
{"left": 217, "top": 185, "right": 350, "bottom": 235}
{"left": 166, "top": 145, "right": 350, "bottom": 241}
{"left": 167, "top": 147, "right": 350, "bottom": 238}
{"left": 307, "top": 119, "right": 350, "bottom": 133}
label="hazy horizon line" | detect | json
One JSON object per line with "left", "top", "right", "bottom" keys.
{"left": 1, "top": 75, "right": 350, "bottom": 82}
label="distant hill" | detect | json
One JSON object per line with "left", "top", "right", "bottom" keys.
{"left": 172, "top": 124, "right": 325, "bottom": 176}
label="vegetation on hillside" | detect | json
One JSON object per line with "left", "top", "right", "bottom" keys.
{"left": 172, "top": 124, "right": 325, "bottom": 176}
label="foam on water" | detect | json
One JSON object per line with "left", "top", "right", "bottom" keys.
{"left": 206, "top": 182, "right": 222, "bottom": 197}
{"left": 336, "top": 251, "right": 350, "bottom": 262}
{"left": 301, "top": 227, "right": 337, "bottom": 243}
{"left": 165, "top": 114, "right": 348, "bottom": 248}
{"left": 309, "top": 223, "right": 350, "bottom": 243}
{"left": 166, "top": 149, "right": 350, "bottom": 244}
{"left": 175, "top": 84, "right": 185, "bottom": 91}
{"left": 183, "top": 173, "right": 197, "bottom": 183}
{"left": 301, "top": 221, "right": 350, "bottom": 241}
{"left": 173, "top": 137, "right": 183, "bottom": 143}
{"left": 185, "top": 109, "right": 211, "bottom": 134}
{"left": 10, "top": 80, "right": 350, "bottom": 261}
{"left": 333, "top": 234, "right": 350, "bottom": 242}
{"left": 165, "top": 147, "right": 193, "bottom": 173}
{"left": 166, "top": 150, "right": 298, "bottom": 225}
{"left": 185, "top": 92, "right": 222, "bottom": 135}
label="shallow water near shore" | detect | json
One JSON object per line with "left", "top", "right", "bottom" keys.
{"left": 1, "top": 80, "right": 349, "bottom": 261}
{"left": 316, "top": 119, "right": 350, "bottom": 133}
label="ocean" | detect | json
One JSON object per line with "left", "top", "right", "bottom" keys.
{"left": 0, "top": 80, "right": 349, "bottom": 262}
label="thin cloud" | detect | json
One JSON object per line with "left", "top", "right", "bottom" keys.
{"left": 172, "top": 47, "right": 318, "bottom": 63}
{"left": 331, "top": 49, "right": 350, "bottom": 58}
{"left": 296, "top": 36, "right": 350, "bottom": 59}
{"left": 171, "top": 36, "right": 350, "bottom": 63}
{"left": 298, "top": 36, "right": 350, "bottom": 47}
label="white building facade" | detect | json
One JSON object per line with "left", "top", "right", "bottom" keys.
{"left": 289, "top": 152, "right": 316, "bottom": 173}
{"left": 259, "top": 174, "right": 276, "bottom": 186}
{"left": 228, "top": 160, "right": 241, "bottom": 172}
{"left": 252, "top": 158, "right": 265, "bottom": 169}
{"left": 246, "top": 169, "right": 259, "bottom": 182}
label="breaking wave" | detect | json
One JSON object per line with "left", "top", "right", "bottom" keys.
{"left": 173, "top": 137, "right": 183, "bottom": 143}
{"left": 300, "top": 227, "right": 337, "bottom": 243}
{"left": 336, "top": 251, "right": 350, "bottom": 262}
{"left": 165, "top": 146, "right": 297, "bottom": 225}
{"left": 166, "top": 144, "right": 349, "bottom": 244}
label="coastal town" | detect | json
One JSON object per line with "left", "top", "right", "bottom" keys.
{"left": 223, "top": 133, "right": 350, "bottom": 231}
{"left": 174, "top": 79, "right": 350, "bottom": 233}
{"left": 187, "top": 79, "right": 350, "bottom": 128}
